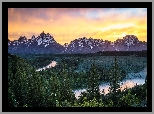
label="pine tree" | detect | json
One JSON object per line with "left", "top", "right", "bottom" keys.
{"left": 108, "top": 56, "right": 122, "bottom": 94}
{"left": 108, "top": 56, "right": 123, "bottom": 106}
{"left": 58, "top": 63, "right": 76, "bottom": 106}
{"left": 87, "top": 63, "right": 101, "bottom": 101}
{"left": 8, "top": 54, "right": 43, "bottom": 107}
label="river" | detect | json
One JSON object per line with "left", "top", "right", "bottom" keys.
{"left": 35, "top": 61, "right": 147, "bottom": 99}
{"left": 73, "top": 67, "right": 147, "bottom": 99}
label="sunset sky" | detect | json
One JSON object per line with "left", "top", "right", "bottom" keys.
{"left": 8, "top": 8, "right": 147, "bottom": 45}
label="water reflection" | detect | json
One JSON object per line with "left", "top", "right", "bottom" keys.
{"left": 74, "top": 68, "right": 146, "bottom": 99}
{"left": 36, "top": 61, "right": 57, "bottom": 71}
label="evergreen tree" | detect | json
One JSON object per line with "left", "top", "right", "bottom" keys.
{"left": 8, "top": 54, "right": 44, "bottom": 107}
{"left": 108, "top": 56, "right": 123, "bottom": 94}
{"left": 108, "top": 56, "right": 123, "bottom": 106}
{"left": 58, "top": 63, "right": 76, "bottom": 106}
{"left": 87, "top": 63, "right": 101, "bottom": 101}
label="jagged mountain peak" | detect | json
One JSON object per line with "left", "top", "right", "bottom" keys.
{"left": 123, "top": 35, "right": 138, "bottom": 41}
{"left": 8, "top": 34, "right": 147, "bottom": 54}
{"left": 123, "top": 35, "right": 139, "bottom": 47}
{"left": 37, "top": 31, "right": 53, "bottom": 39}
{"left": 18, "top": 36, "right": 27, "bottom": 42}
{"left": 40, "top": 31, "right": 45, "bottom": 37}
{"left": 63, "top": 43, "right": 69, "bottom": 47}
{"left": 29, "top": 31, "right": 56, "bottom": 46}
{"left": 8, "top": 31, "right": 64, "bottom": 54}
{"left": 31, "top": 35, "right": 35, "bottom": 40}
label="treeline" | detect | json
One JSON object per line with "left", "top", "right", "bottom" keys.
{"left": 8, "top": 54, "right": 147, "bottom": 107}
{"left": 12, "top": 50, "right": 147, "bottom": 59}
{"left": 97, "top": 50, "right": 147, "bottom": 57}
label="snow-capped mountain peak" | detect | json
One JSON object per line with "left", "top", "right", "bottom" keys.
{"left": 124, "top": 35, "right": 136, "bottom": 47}
{"left": 8, "top": 34, "right": 147, "bottom": 54}
{"left": 32, "top": 31, "right": 56, "bottom": 46}
{"left": 8, "top": 31, "right": 64, "bottom": 54}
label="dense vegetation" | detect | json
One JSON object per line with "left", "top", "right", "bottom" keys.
{"left": 8, "top": 53, "right": 147, "bottom": 107}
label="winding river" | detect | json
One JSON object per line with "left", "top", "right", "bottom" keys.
{"left": 36, "top": 61, "right": 147, "bottom": 99}
{"left": 73, "top": 67, "right": 147, "bottom": 99}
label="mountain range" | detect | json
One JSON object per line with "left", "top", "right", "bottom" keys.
{"left": 8, "top": 31, "right": 147, "bottom": 54}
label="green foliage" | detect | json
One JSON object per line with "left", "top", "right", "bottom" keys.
{"left": 8, "top": 54, "right": 45, "bottom": 107}
{"left": 8, "top": 87, "right": 18, "bottom": 107}
{"left": 106, "top": 100, "right": 114, "bottom": 107}
{"left": 8, "top": 54, "right": 147, "bottom": 107}
{"left": 86, "top": 63, "right": 101, "bottom": 101}
{"left": 73, "top": 97, "right": 104, "bottom": 107}
{"left": 108, "top": 57, "right": 123, "bottom": 93}
{"left": 118, "top": 90, "right": 140, "bottom": 107}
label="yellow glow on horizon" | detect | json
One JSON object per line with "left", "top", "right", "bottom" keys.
{"left": 8, "top": 8, "right": 147, "bottom": 45}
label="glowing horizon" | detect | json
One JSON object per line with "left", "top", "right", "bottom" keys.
{"left": 8, "top": 8, "right": 147, "bottom": 45}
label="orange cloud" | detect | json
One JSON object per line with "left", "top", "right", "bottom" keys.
{"left": 8, "top": 8, "right": 147, "bottom": 45}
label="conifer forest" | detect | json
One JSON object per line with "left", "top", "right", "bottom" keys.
{"left": 8, "top": 53, "right": 147, "bottom": 107}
